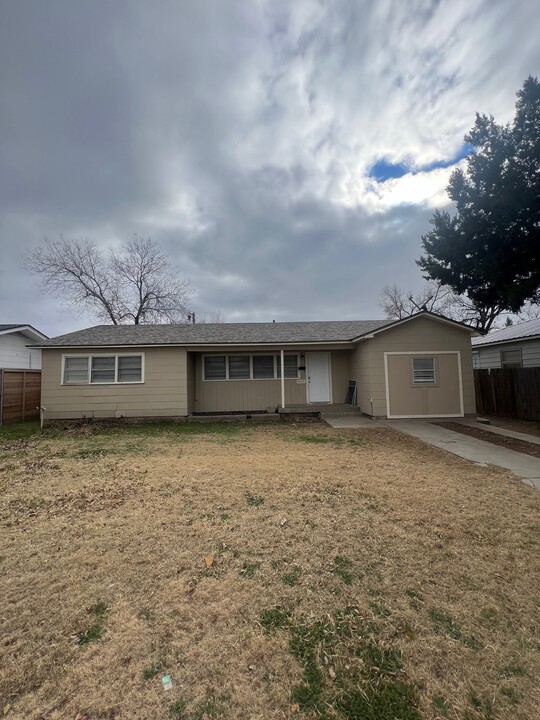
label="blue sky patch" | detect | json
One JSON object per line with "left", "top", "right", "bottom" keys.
{"left": 369, "top": 143, "right": 474, "bottom": 182}
{"left": 369, "top": 159, "right": 409, "bottom": 182}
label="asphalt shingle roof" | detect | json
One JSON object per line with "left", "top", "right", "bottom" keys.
{"left": 33, "top": 320, "right": 392, "bottom": 348}
{"left": 472, "top": 317, "right": 540, "bottom": 347}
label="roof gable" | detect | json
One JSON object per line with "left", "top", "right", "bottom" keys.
{"left": 354, "top": 311, "right": 478, "bottom": 340}
{"left": 0, "top": 324, "right": 48, "bottom": 341}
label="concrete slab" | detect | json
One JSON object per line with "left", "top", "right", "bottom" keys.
{"left": 385, "top": 420, "right": 540, "bottom": 489}
{"left": 323, "top": 415, "right": 383, "bottom": 429}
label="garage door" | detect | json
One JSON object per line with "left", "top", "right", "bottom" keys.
{"left": 384, "top": 352, "right": 463, "bottom": 418}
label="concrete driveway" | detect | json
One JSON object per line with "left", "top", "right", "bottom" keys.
{"left": 385, "top": 419, "right": 540, "bottom": 490}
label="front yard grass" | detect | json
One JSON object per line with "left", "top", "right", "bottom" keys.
{"left": 0, "top": 420, "right": 539, "bottom": 719}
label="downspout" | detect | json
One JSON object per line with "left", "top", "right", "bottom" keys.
{"left": 280, "top": 349, "right": 285, "bottom": 409}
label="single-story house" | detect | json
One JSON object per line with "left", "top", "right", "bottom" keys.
{"left": 31, "top": 311, "right": 477, "bottom": 422}
{"left": 0, "top": 324, "right": 48, "bottom": 369}
{"left": 472, "top": 317, "right": 540, "bottom": 369}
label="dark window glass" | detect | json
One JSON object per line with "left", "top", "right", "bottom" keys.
{"left": 228, "top": 355, "right": 250, "bottom": 379}
{"left": 204, "top": 355, "right": 226, "bottom": 380}
{"left": 253, "top": 355, "right": 274, "bottom": 379}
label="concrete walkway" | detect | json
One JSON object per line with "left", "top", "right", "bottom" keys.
{"left": 323, "top": 414, "right": 383, "bottom": 429}
{"left": 385, "top": 420, "right": 540, "bottom": 490}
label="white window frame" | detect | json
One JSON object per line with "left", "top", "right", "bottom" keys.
{"left": 61, "top": 353, "right": 145, "bottom": 385}
{"left": 411, "top": 356, "right": 436, "bottom": 385}
{"left": 202, "top": 353, "right": 299, "bottom": 381}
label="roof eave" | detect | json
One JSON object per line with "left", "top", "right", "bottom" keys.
{"left": 33, "top": 339, "right": 358, "bottom": 350}
{"left": 472, "top": 333, "right": 540, "bottom": 349}
{"left": 0, "top": 325, "right": 48, "bottom": 341}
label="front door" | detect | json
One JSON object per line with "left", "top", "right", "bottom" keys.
{"left": 307, "top": 352, "right": 331, "bottom": 403}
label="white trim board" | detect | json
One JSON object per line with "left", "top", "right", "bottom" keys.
{"left": 384, "top": 351, "right": 464, "bottom": 419}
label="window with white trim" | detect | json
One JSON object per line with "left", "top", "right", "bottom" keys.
{"left": 203, "top": 353, "right": 299, "bottom": 381}
{"left": 412, "top": 357, "right": 436, "bottom": 384}
{"left": 63, "top": 355, "right": 143, "bottom": 384}
{"left": 501, "top": 349, "right": 522, "bottom": 368}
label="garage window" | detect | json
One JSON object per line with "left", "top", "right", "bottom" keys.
{"left": 412, "top": 357, "right": 435, "bottom": 384}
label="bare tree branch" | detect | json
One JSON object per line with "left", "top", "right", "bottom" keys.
{"left": 378, "top": 281, "right": 502, "bottom": 332}
{"left": 25, "top": 234, "right": 193, "bottom": 324}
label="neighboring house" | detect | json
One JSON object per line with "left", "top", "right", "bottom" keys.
{"left": 31, "top": 311, "right": 477, "bottom": 421}
{"left": 0, "top": 324, "right": 48, "bottom": 369}
{"left": 472, "top": 318, "right": 540, "bottom": 369}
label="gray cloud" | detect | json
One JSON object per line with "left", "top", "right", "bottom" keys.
{"left": 1, "top": 0, "right": 539, "bottom": 336}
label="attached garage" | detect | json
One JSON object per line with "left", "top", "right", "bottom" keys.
{"left": 350, "top": 314, "right": 477, "bottom": 419}
{"left": 384, "top": 351, "right": 464, "bottom": 418}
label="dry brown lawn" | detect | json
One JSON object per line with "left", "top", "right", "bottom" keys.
{"left": 0, "top": 420, "right": 539, "bottom": 720}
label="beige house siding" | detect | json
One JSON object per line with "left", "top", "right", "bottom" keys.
{"left": 350, "top": 342, "right": 373, "bottom": 415}
{"left": 350, "top": 317, "right": 475, "bottom": 417}
{"left": 193, "top": 349, "right": 353, "bottom": 412}
{"left": 186, "top": 352, "right": 196, "bottom": 414}
{"left": 41, "top": 347, "right": 188, "bottom": 420}
{"left": 329, "top": 350, "right": 352, "bottom": 405}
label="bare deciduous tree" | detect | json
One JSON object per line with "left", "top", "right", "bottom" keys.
{"left": 197, "top": 311, "right": 225, "bottom": 324}
{"left": 26, "top": 234, "right": 192, "bottom": 324}
{"left": 378, "top": 282, "right": 503, "bottom": 332}
{"left": 379, "top": 282, "right": 457, "bottom": 320}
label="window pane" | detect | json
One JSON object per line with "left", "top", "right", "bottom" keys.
{"left": 412, "top": 357, "right": 435, "bottom": 383}
{"left": 118, "top": 355, "right": 142, "bottom": 382}
{"left": 501, "top": 349, "right": 521, "bottom": 367}
{"left": 253, "top": 355, "right": 275, "bottom": 379}
{"left": 64, "top": 356, "right": 89, "bottom": 384}
{"left": 91, "top": 356, "right": 115, "bottom": 383}
{"left": 228, "top": 355, "right": 250, "bottom": 379}
{"left": 204, "top": 355, "right": 226, "bottom": 380}
{"left": 276, "top": 355, "right": 298, "bottom": 379}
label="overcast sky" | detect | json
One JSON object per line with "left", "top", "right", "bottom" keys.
{"left": 1, "top": 0, "right": 539, "bottom": 337}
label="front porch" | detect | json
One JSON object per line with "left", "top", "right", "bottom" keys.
{"left": 187, "top": 348, "right": 354, "bottom": 415}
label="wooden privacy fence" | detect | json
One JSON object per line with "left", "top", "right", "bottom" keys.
{"left": 474, "top": 368, "right": 540, "bottom": 421}
{"left": 0, "top": 369, "right": 41, "bottom": 425}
